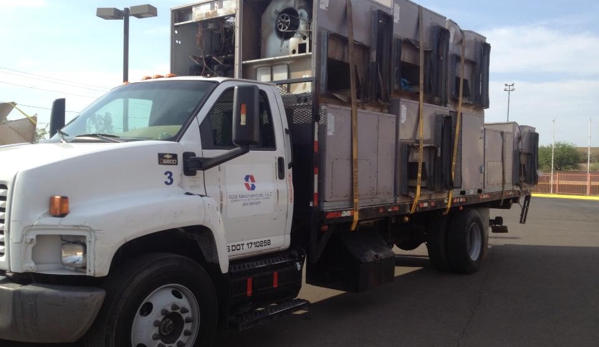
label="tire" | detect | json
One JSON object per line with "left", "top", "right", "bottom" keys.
{"left": 447, "top": 208, "right": 488, "bottom": 274}
{"left": 84, "top": 253, "right": 218, "bottom": 347}
{"left": 426, "top": 214, "right": 450, "bottom": 271}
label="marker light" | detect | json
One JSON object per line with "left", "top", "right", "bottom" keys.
{"left": 165, "top": 73, "right": 177, "bottom": 78}
{"left": 153, "top": 74, "right": 164, "bottom": 79}
{"left": 141, "top": 76, "right": 152, "bottom": 80}
{"left": 49, "top": 196, "right": 69, "bottom": 217}
{"left": 240, "top": 104, "right": 247, "bottom": 125}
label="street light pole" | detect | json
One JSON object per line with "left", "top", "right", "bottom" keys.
{"left": 123, "top": 8, "right": 130, "bottom": 83}
{"left": 96, "top": 5, "right": 157, "bottom": 83}
{"left": 588, "top": 117, "right": 592, "bottom": 196}
{"left": 504, "top": 83, "right": 515, "bottom": 122}
{"left": 551, "top": 119, "right": 555, "bottom": 194}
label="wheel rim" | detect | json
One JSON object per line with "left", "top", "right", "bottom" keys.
{"left": 131, "top": 284, "right": 200, "bottom": 347}
{"left": 466, "top": 222, "right": 482, "bottom": 261}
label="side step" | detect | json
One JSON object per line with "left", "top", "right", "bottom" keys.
{"left": 230, "top": 299, "right": 309, "bottom": 331}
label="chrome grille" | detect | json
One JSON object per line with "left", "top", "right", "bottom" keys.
{"left": 0, "top": 184, "right": 6, "bottom": 256}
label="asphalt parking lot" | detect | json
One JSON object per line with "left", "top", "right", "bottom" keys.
{"left": 215, "top": 197, "right": 599, "bottom": 347}
{"left": 3, "top": 197, "right": 599, "bottom": 347}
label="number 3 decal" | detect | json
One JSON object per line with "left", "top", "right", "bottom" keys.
{"left": 164, "top": 171, "right": 174, "bottom": 185}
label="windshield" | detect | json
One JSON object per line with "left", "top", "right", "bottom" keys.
{"left": 51, "top": 80, "right": 216, "bottom": 142}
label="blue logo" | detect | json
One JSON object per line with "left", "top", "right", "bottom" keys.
{"left": 244, "top": 175, "right": 256, "bottom": 191}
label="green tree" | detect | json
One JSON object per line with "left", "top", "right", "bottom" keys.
{"left": 86, "top": 112, "right": 114, "bottom": 134}
{"left": 34, "top": 126, "right": 48, "bottom": 143}
{"left": 539, "top": 142, "right": 582, "bottom": 171}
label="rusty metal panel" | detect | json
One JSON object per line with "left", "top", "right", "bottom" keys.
{"left": 393, "top": 0, "right": 446, "bottom": 46}
{"left": 317, "top": 0, "right": 391, "bottom": 47}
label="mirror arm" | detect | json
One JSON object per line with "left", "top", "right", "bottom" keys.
{"left": 184, "top": 146, "right": 249, "bottom": 176}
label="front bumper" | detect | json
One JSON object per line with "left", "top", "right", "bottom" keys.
{"left": 0, "top": 275, "right": 105, "bottom": 343}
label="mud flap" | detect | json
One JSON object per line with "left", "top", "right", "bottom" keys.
{"left": 306, "top": 232, "right": 395, "bottom": 293}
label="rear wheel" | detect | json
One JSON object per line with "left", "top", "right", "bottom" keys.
{"left": 84, "top": 253, "right": 218, "bottom": 347}
{"left": 447, "top": 208, "right": 488, "bottom": 274}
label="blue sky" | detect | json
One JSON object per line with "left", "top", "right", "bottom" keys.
{"left": 1, "top": 0, "right": 598, "bottom": 146}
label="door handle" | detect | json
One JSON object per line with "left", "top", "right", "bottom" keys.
{"left": 277, "top": 157, "right": 285, "bottom": 180}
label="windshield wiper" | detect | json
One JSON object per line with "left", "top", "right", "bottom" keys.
{"left": 57, "top": 129, "right": 69, "bottom": 143}
{"left": 74, "top": 133, "right": 123, "bottom": 143}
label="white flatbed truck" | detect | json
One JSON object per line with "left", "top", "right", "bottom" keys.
{"left": 0, "top": 0, "right": 538, "bottom": 346}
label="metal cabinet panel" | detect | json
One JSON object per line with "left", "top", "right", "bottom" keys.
{"left": 484, "top": 129, "right": 513, "bottom": 191}
{"left": 320, "top": 105, "right": 396, "bottom": 206}
{"left": 460, "top": 113, "right": 484, "bottom": 191}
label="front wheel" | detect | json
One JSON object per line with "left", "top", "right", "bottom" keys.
{"left": 84, "top": 253, "right": 218, "bottom": 347}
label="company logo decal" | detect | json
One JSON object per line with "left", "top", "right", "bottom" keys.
{"left": 244, "top": 175, "right": 256, "bottom": 191}
{"left": 158, "top": 153, "right": 178, "bottom": 165}
{"left": 226, "top": 165, "right": 274, "bottom": 218}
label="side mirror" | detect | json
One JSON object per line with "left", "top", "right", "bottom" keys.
{"left": 232, "top": 85, "right": 260, "bottom": 147}
{"left": 50, "top": 98, "right": 66, "bottom": 137}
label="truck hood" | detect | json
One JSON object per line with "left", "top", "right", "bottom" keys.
{"left": 0, "top": 142, "right": 161, "bottom": 178}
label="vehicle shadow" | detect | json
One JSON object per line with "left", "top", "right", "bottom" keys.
{"left": 3, "top": 244, "right": 598, "bottom": 347}
{"left": 215, "top": 244, "right": 599, "bottom": 347}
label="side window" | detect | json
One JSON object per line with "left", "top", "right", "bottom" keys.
{"left": 200, "top": 88, "right": 276, "bottom": 150}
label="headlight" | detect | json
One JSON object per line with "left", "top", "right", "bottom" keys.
{"left": 61, "top": 239, "right": 86, "bottom": 269}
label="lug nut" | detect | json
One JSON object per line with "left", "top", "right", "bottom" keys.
{"left": 153, "top": 333, "right": 160, "bottom": 340}
{"left": 180, "top": 307, "right": 189, "bottom": 314}
{"left": 185, "top": 317, "right": 193, "bottom": 323}
{"left": 177, "top": 341, "right": 185, "bottom": 347}
{"left": 171, "top": 304, "right": 181, "bottom": 311}
{"left": 183, "top": 329, "right": 192, "bottom": 336}
{"left": 154, "top": 320, "right": 161, "bottom": 327}
{"left": 161, "top": 309, "right": 170, "bottom": 316}
{"left": 158, "top": 344, "right": 166, "bottom": 347}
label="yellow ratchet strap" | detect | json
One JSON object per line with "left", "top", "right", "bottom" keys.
{"left": 444, "top": 31, "right": 466, "bottom": 215}
{"left": 9, "top": 102, "right": 37, "bottom": 125}
{"left": 347, "top": 0, "right": 360, "bottom": 231}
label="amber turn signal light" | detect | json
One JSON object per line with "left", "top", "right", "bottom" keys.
{"left": 49, "top": 196, "right": 69, "bottom": 217}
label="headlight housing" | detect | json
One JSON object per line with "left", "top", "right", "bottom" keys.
{"left": 61, "top": 237, "right": 87, "bottom": 269}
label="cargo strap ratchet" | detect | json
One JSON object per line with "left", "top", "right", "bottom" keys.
{"left": 444, "top": 30, "right": 466, "bottom": 215}
{"left": 347, "top": 0, "right": 360, "bottom": 231}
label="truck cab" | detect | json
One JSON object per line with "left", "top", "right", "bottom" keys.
{"left": 0, "top": 77, "right": 304, "bottom": 346}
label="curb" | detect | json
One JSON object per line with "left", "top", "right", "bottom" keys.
{"left": 532, "top": 193, "right": 599, "bottom": 201}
